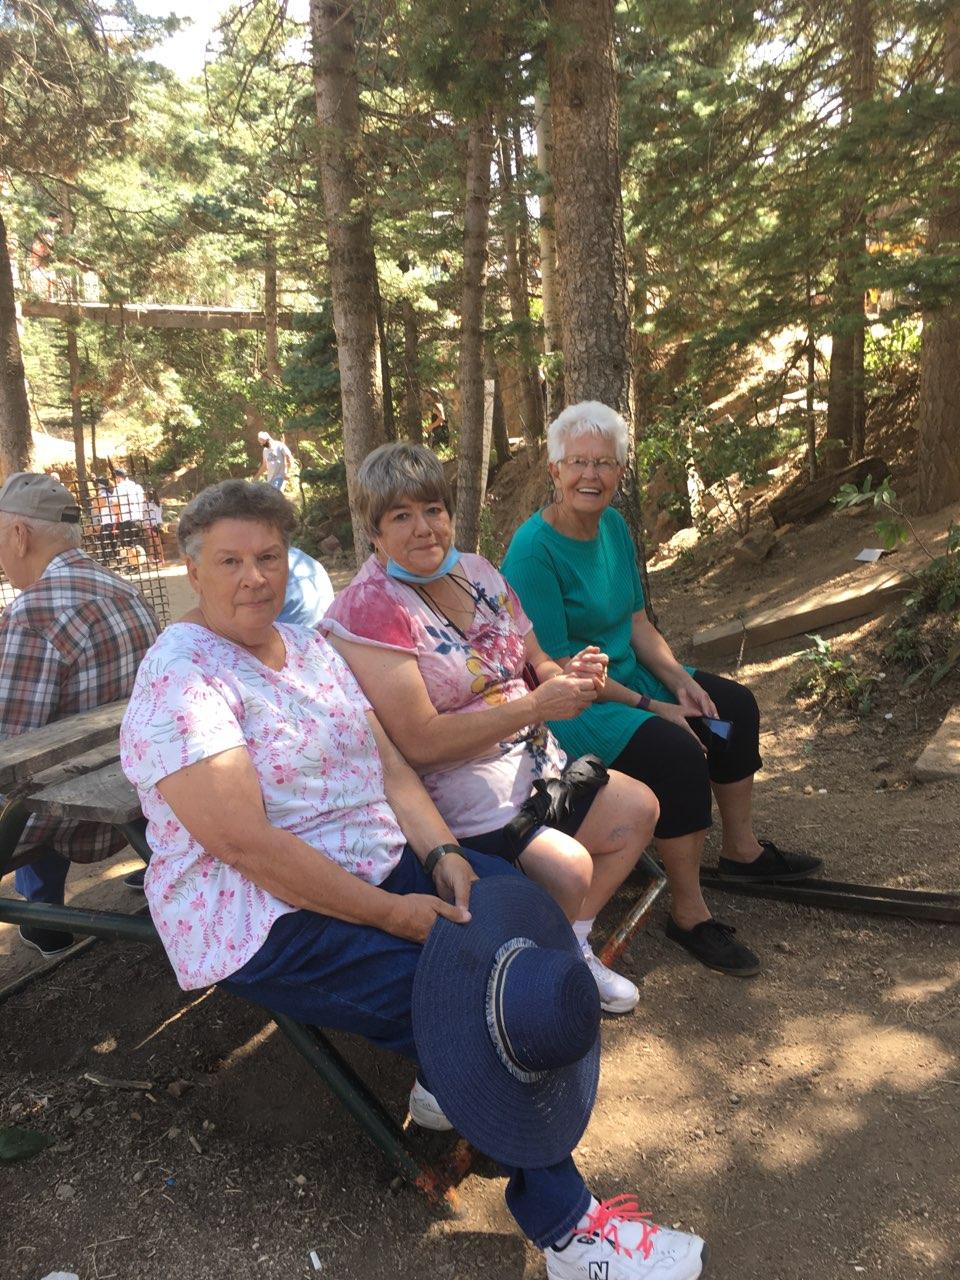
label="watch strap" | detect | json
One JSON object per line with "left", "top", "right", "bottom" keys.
{"left": 637, "top": 693, "right": 652, "bottom": 711}
{"left": 423, "top": 842, "right": 464, "bottom": 877}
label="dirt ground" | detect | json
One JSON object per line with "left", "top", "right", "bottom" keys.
{"left": 2, "top": 502, "right": 959, "bottom": 1280}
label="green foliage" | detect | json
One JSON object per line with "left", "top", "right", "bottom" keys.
{"left": 282, "top": 309, "right": 342, "bottom": 435}
{"left": 834, "top": 482, "right": 960, "bottom": 691}
{"left": 792, "top": 634, "right": 879, "bottom": 716}
{"left": 864, "top": 318, "right": 921, "bottom": 395}
{"left": 834, "top": 475, "right": 909, "bottom": 551}
{"left": 884, "top": 527, "right": 960, "bottom": 689}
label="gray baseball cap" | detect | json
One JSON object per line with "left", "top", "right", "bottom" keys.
{"left": 0, "top": 472, "right": 82, "bottom": 523}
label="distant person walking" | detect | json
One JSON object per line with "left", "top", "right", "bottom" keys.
{"left": 113, "top": 467, "right": 146, "bottom": 553}
{"left": 255, "top": 431, "right": 295, "bottom": 490}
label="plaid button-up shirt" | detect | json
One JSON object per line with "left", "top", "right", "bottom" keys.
{"left": 0, "top": 548, "right": 160, "bottom": 861}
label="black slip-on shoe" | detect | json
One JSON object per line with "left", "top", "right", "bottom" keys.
{"left": 716, "top": 839, "right": 823, "bottom": 883}
{"left": 665, "top": 916, "right": 761, "bottom": 977}
{"left": 123, "top": 867, "right": 146, "bottom": 891}
{"left": 19, "top": 925, "right": 76, "bottom": 959}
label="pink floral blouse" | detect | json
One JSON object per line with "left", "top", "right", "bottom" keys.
{"left": 323, "top": 554, "right": 566, "bottom": 837}
{"left": 120, "top": 622, "right": 407, "bottom": 991}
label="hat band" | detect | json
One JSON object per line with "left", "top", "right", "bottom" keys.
{"left": 485, "top": 937, "right": 546, "bottom": 1084}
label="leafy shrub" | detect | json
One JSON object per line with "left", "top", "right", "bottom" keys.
{"left": 792, "top": 634, "right": 879, "bottom": 715}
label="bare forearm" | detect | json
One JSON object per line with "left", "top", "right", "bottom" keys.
{"left": 223, "top": 825, "right": 402, "bottom": 932}
{"left": 397, "top": 695, "right": 539, "bottom": 768}
{"left": 384, "top": 769, "right": 458, "bottom": 857}
{"left": 596, "top": 674, "right": 644, "bottom": 707}
{"left": 631, "top": 619, "right": 686, "bottom": 692}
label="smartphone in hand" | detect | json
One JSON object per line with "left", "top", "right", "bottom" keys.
{"left": 702, "top": 716, "right": 734, "bottom": 741}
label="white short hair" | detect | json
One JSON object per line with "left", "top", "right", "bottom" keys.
{"left": 546, "top": 401, "right": 629, "bottom": 465}
{"left": 0, "top": 511, "right": 82, "bottom": 550}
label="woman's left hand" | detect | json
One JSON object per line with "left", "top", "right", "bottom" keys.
{"left": 674, "top": 675, "right": 718, "bottom": 720}
{"left": 568, "top": 645, "right": 608, "bottom": 691}
{"left": 432, "top": 852, "right": 478, "bottom": 913}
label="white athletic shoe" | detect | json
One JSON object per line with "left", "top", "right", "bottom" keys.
{"left": 581, "top": 945, "right": 640, "bottom": 1014}
{"left": 407, "top": 1078, "right": 453, "bottom": 1131}
{"left": 546, "top": 1196, "right": 707, "bottom": 1280}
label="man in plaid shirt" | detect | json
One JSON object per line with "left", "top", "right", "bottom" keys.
{"left": 0, "top": 472, "right": 160, "bottom": 957}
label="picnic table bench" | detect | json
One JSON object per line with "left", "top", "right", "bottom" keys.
{"left": 0, "top": 702, "right": 466, "bottom": 1207}
{"left": 0, "top": 703, "right": 669, "bottom": 1206}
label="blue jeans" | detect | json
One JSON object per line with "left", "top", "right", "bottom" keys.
{"left": 221, "top": 845, "right": 591, "bottom": 1247}
{"left": 15, "top": 847, "right": 70, "bottom": 905}
{"left": 268, "top": 475, "right": 285, "bottom": 490}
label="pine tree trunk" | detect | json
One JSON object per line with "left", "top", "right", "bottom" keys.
{"left": 374, "top": 272, "right": 397, "bottom": 441}
{"left": 65, "top": 324, "right": 87, "bottom": 489}
{"left": 534, "top": 92, "right": 563, "bottom": 419}
{"left": 309, "top": 0, "right": 385, "bottom": 563}
{"left": 547, "top": 0, "right": 653, "bottom": 614}
{"left": 263, "top": 230, "right": 281, "bottom": 380}
{"left": 492, "top": 373, "right": 511, "bottom": 467}
{"left": 825, "top": 0, "right": 873, "bottom": 470}
{"left": 0, "top": 210, "right": 33, "bottom": 479}
{"left": 497, "top": 125, "right": 541, "bottom": 458}
{"left": 456, "top": 112, "right": 495, "bottom": 553}
{"left": 917, "top": 3, "right": 960, "bottom": 513}
{"left": 547, "top": 0, "right": 631, "bottom": 413}
{"left": 486, "top": 344, "right": 511, "bottom": 466}
{"left": 401, "top": 299, "right": 423, "bottom": 443}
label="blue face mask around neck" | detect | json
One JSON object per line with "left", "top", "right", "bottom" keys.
{"left": 385, "top": 545, "right": 462, "bottom": 584}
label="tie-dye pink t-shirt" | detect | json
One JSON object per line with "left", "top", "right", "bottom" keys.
{"left": 120, "top": 622, "right": 406, "bottom": 991}
{"left": 323, "top": 554, "right": 566, "bottom": 837}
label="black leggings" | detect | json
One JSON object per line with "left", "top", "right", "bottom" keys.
{"left": 610, "top": 671, "right": 762, "bottom": 840}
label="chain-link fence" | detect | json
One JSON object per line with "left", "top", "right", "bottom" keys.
{"left": 0, "top": 467, "right": 171, "bottom": 627}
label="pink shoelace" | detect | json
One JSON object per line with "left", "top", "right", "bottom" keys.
{"left": 582, "top": 1195, "right": 660, "bottom": 1261}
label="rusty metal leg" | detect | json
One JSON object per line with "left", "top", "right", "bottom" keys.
{"left": 273, "top": 1014, "right": 461, "bottom": 1211}
{"left": 599, "top": 852, "right": 668, "bottom": 969}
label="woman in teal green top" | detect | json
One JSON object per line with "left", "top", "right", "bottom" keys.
{"left": 502, "top": 401, "right": 822, "bottom": 978}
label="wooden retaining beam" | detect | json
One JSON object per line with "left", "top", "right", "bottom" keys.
{"left": 914, "top": 705, "right": 960, "bottom": 782}
{"left": 21, "top": 298, "right": 300, "bottom": 332}
{"left": 692, "top": 571, "right": 909, "bottom": 661}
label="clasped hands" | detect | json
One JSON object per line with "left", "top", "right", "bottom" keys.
{"left": 532, "top": 646, "right": 608, "bottom": 721}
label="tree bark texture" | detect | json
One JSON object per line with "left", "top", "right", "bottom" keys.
{"left": 374, "top": 272, "right": 396, "bottom": 442}
{"left": 0, "top": 210, "right": 33, "bottom": 479}
{"left": 917, "top": 4, "right": 960, "bottom": 513}
{"left": 65, "top": 324, "right": 87, "bottom": 489}
{"left": 534, "top": 92, "right": 563, "bottom": 419}
{"left": 547, "top": 0, "right": 653, "bottom": 614}
{"left": 547, "top": 0, "right": 631, "bottom": 414}
{"left": 0, "top": 211, "right": 31, "bottom": 481}
{"left": 486, "top": 344, "right": 511, "bottom": 466}
{"left": 310, "top": 0, "right": 385, "bottom": 562}
{"left": 401, "top": 299, "right": 422, "bottom": 443}
{"left": 456, "top": 113, "right": 495, "bottom": 553}
{"left": 263, "top": 230, "right": 281, "bottom": 380}
{"left": 497, "top": 126, "right": 542, "bottom": 457}
{"left": 825, "top": 0, "right": 873, "bottom": 469}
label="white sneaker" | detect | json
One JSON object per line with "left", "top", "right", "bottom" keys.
{"left": 546, "top": 1196, "right": 707, "bottom": 1280}
{"left": 582, "top": 945, "right": 640, "bottom": 1014}
{"left": 407, "top": 1078, "right": 453, "bottom": 1131}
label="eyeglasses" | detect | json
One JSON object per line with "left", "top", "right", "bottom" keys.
{"left": 559, "top": 456, "right": 622, "bottom": 473}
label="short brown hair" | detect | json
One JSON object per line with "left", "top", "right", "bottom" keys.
{"left": 178, "top": 480, "right": 297, "bottom": 559}
{"left": 356, "top": 443, "right": 453, "bottom": 542}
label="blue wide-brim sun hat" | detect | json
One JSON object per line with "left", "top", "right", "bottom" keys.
{"left": 412, "top": 876, "right": 601, "bottom": 1169}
